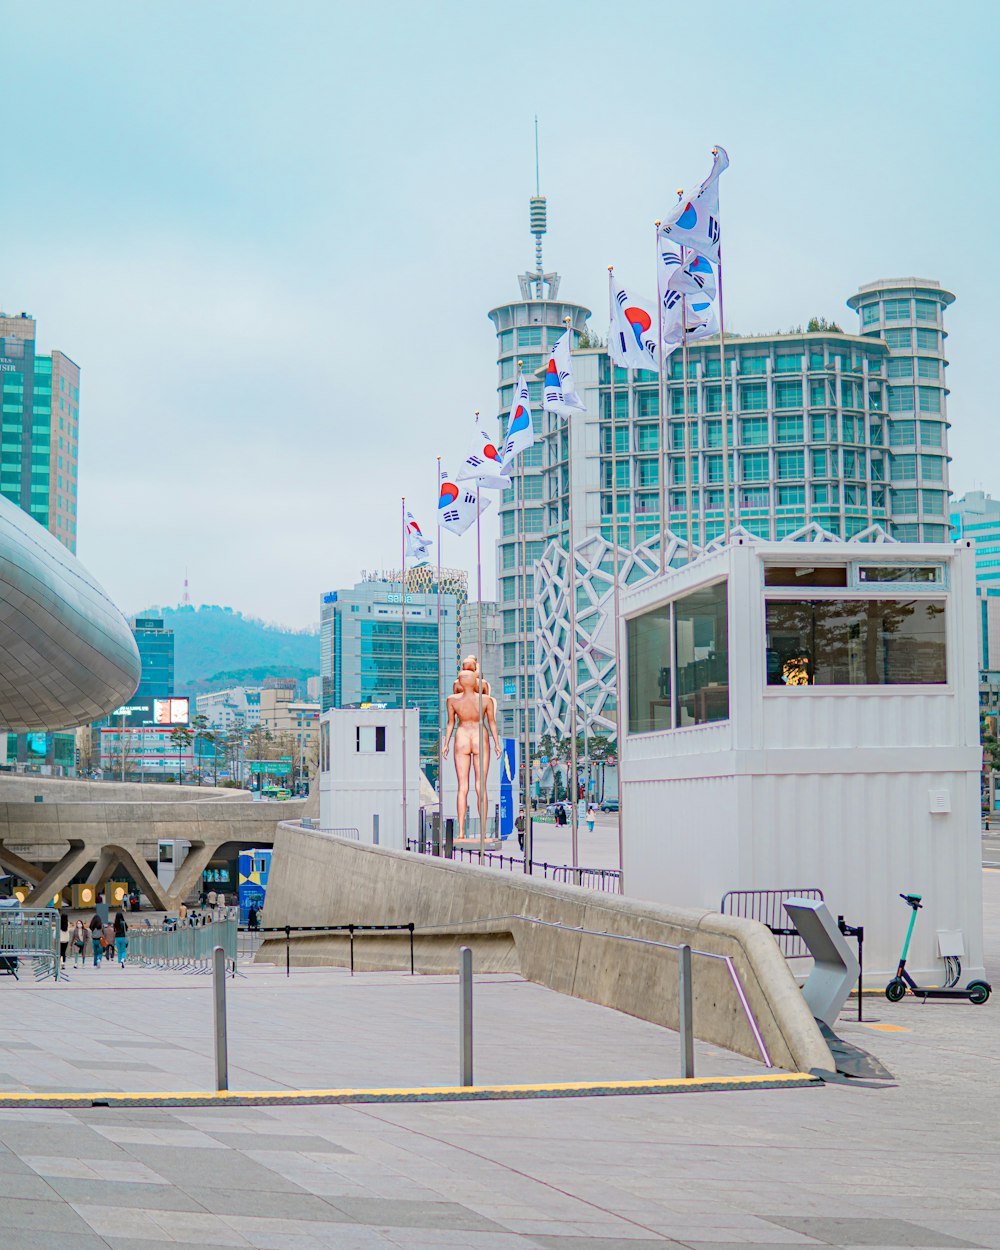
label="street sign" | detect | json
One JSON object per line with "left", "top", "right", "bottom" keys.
{"left": 248, "top": 761, "right": 291, "bottom": 776}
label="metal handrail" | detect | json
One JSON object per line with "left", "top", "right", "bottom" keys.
{"left": 405, "top": 839, "right": 622, "bottom": 893}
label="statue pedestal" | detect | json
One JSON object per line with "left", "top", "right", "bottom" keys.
{"left": 454, "top": 837, "right": 501, "bottom": 852}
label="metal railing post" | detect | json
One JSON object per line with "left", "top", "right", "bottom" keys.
{"left": 409, "top": 922, "right": 415, "bottom": 975}
{"left": 459, "top": 945, "right": 473, "bottom": 1087}
{"left": 212, "top": 945, "right": 229, "bottom": 1091}
{"left": 285, "top": 924, "right": 291, "bottom": 977}
{"left": 678, "top": 943, "right": 694, "bottom": 1078}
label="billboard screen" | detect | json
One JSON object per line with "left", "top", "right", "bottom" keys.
{"left": 153, "top": 697, "right": 189, "bottom": 726}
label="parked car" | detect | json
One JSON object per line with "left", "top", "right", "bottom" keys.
{"left": 599, "top": 799, "right": 619, "bottom": 812}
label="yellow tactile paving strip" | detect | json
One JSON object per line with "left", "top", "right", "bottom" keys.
{"left": 0, "top": 1072, "right": 821, "bottom": 1109}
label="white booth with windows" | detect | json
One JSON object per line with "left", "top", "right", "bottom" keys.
{"left": 318, "top": 707, "right": 419, "bottom": 849}
{"left": 618, "top": 536, "right": 984, "bottom": 984}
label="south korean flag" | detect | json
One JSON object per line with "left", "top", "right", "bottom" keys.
{"left": 438, "top": 466, "right": 492, "bottom": 536}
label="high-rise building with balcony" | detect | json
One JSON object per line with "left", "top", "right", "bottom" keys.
{"left": 0, "top": 309, "right": 80, "bottom": 552}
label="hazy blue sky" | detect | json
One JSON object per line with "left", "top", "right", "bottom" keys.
{"left": 3, "top": 0, "right": 997, "bottom": 626}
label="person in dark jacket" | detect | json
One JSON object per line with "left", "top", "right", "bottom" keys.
{"left": 89, "top": 913, "right": 104, "bottom": 967}
{"left": 113, "top": 911, "right": 128, "bottom": 967}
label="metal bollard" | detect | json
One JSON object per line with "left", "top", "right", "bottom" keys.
{"left": 213, "top": 945, "right": 229, "bottom": 1091}
{"left": 459, "top": 945, "right": 473, "bottom": 1087}
{"left": 678, "top": 943, "right": 694, "bottom": 1079}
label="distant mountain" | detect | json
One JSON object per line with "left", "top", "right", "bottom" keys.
{"left": 140, "top": 605, "right": 320, "bottom": 695}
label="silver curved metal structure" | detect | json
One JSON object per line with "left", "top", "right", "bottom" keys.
{"left": 0, "top": 494, "right": 140, "bottom": 730}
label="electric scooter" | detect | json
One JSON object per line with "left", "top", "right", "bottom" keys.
{"left": 885, "top": 894, "right": 991, "bottom": 1004}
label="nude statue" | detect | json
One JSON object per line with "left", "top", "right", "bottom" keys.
{"left": 452, "top": 654, "right": 491, "bottom": 697}
{"left": 443, "top": 654, "right": 501, "bottom": 838}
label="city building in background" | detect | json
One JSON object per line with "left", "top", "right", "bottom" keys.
{"left": 950, "top": 491, "right": 1000, "bottom": 685}
{"left": 195, "top": 685, "right": 262, "bottom": 731}
{"left": 320, "top": 575, "right": 460, "bottom": 779}
{"left": 848, "top": 278, "right": 954, "bottom": 543}
{"left": 489, "top": 188, "right": 591, "bottom": 744}
{"left": 130, "top": 615, "right": 175, "bottom": 699}
{"left": 493, "top": 265, "right": 956, "bottom": 755}
{"left": 458, "top": 600, "right": 503, "bottom": 694}
{"left": 258, "top": 681, "right": 320, "bottom": 777}
{"left": 0, "top": 309, "right": 80, "bottom": 553}
{"left": 99, "top": 723, "right": 216, "bottom": 781}
{"left": 306, "top": 675, "right": 321, "bottom": 702}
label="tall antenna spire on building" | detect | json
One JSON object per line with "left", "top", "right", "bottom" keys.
{"left": 182, "top": 567, "right": 191, "bottom": 607}
{"left": 519, "top": 117, "right": 559, "bottom": 302}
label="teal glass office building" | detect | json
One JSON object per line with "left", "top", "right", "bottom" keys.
{"left": 320, "top": 579, "right": 460, "bottom": 781}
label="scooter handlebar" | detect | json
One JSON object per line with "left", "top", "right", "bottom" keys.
{"left": 899, "top": 892, "right": 923, "bottom": 908}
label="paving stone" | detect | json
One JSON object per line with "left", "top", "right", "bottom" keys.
{"left": 3, "top": 1194, "right": 99, "bottom": 1232}
{"left": 207, "top": 1131, "right": 354, "bottom": 1153}
{"left": 0, "top": 1231, "right": 112, "bottom": 1250}
{"left": 49, "top": 1175, "right": 205, "bottom": 1210}
{"left": 527, "top": 1238, "right": 673, "bottom": 1248}
{"left": 765, "top": 1218, "right": 982, "bottom": 1247}
{"left": 328, "top": 1194, "right": 507, "bottom": 1230}
{"left": 123, "top": 1142, "right": 309, "bottom": 1192}
{"left": 185, "top": 1186, "right": 350, "bottom": 1221}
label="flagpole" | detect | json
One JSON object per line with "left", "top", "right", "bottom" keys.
{"left": 654, "top": 221, "right": 667, "bottom": 577}
{"left": 518, "top": 361, "right": 533, "bottom": 875}
{"left": 713, "top": 150, "right": 734, "bottom": 541}
{"left": 400, "top": 497, "right": 408, "bottom": 848}
{"left": 436, "top": 456, "right": 444, "bottom": 854}
{"left": 563, "top": 316, "right": 580, "bottom": 875}
{"left": 608, "top": 269, "right": 625, "bottom": 887}
{"left": 681, "top": 247, "right": 693, "bottom": 560}
{"left": 475, "top": 471, "right": 486, "bottom": 865}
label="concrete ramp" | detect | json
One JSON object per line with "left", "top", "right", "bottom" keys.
{"left": 260, "top": 824, "right": 834, "bottom": 1075}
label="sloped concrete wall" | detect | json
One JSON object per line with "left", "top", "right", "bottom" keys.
{"left": 261, "top": 824, "right": 833, "bottom": 1074}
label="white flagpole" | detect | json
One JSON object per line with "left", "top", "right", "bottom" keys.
{"left": 400, "top": 497, "right": 408, "bottom": 848}
{"left": 518, "top": 360, "right": 533, "bottom": 874}
{"left": 475, "top": 466, "right": 486, "bottom": 865}
{"left": 436, "top": 456, "right": 445, "bottom": 854}
{"left": 654, "top": 221, "right": 667, "bottom": 577}
{"left": 607, "top": 269, "right": 625, "bottom": 887}
{"left": 681, "top": 247, "right": 693, "bottom": 560}
{"left": 714, "top": 151, "right": 734, "bottom": 541}
{"left": 564, "top": 316, "right": 580, "bottom": 876}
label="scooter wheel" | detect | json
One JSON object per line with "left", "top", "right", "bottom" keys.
{"left": 885, "top": 978, "right": 906, "bottom": 1003}
{"left": 968, "top": 981, "right": 991, "bottom": 1005}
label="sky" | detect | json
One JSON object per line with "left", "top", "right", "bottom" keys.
{"left": 2, "top": 0, "right": 998, "bottom": 628}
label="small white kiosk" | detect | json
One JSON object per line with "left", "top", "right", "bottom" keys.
{"left": 318, "top": 707, "right": 419, "bottom": 850}
{"left": 618, "top": 534, "right": 984, "bottom": 984}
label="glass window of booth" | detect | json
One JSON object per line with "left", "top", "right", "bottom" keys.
{"left": 765, "top": 598, "right": 946, "bottom": 686}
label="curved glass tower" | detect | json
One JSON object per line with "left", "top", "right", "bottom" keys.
{"left": 487, "top": 190, "right": 590, "bottom": 744}
{"left": 847, "top": 279, "right": 954, "bottom": 542}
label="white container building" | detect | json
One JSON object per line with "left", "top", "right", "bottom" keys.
{"left": 618, "top": 535, "right": 984, "bottom": 984}
{"left": 318, "top": 707, "right": 420, "bottom": 850}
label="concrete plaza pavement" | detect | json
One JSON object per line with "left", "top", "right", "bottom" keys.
{"left": 0, "top": 873, "right": 996, "bottom": 1248}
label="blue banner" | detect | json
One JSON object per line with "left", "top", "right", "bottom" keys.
{"left": 499, "top": 738, "right": 518, "bottom": 840}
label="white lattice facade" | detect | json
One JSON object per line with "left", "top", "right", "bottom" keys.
{"left": 535, "top": 523, "right": 897, "bottom": 745}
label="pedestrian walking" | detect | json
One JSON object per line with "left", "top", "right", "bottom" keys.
{"left": 178, "top": 902, "right": 187, "bottom": 924}
{"left": 247, "top": 905, "right": 259, "bottom": 932}
{"left": 59, "top": 912, "right": 70, "bottom": 967}
{"left": 102, "top": 919, "right": 116, "bottom": 966}
{"left": 89, "top": 913, "right": 104, "bottom": 967}
{"left": 73, "top": 919, "right": 87, "bottom": 966}
{"left": 515, "top": 809, "right": 525, "bottom": 851}
{"left": 113, "top": 911, "right": 128, "bottom": 967}
{"left": 587, "top": 803, "right": 597, "bottom": 834}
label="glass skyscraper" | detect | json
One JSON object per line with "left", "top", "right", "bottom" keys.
{"left": 131, "top": 616, "right": 175, "bottom": 699}
{"left": 0, "top": 310, "right": 80, "bottom": 552}
{"left": 320, "top": 577, "right": 460, "bottom": 781}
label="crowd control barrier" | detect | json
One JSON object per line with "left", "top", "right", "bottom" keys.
{"left": 0, "top": 907, "right": 61, "bottom": 981}
{"left": 127, "top": 917, "right": 238, "bottom": 974}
